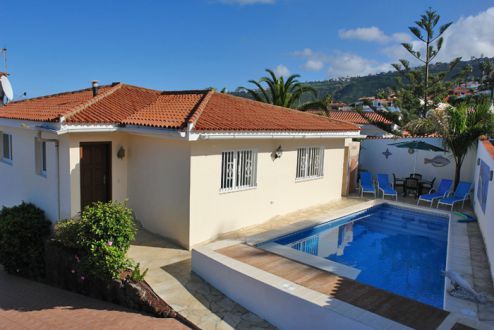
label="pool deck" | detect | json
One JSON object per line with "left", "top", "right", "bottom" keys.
{"left": 193, "top": 197, "right": 494, "bottom": 329}
{"left": 129, "top": 196, "right": 494, "bottom": 329}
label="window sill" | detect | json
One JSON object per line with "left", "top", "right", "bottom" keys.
{"left": 295, "top": 176, "right": 324, "bottom": 183}
{"left": 0, "top": 159, "right": 13, "bottom": 166}
{"left": 219, "top": 186, "right": 257, "bottom": 194}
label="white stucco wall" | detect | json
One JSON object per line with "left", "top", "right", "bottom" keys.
{"left": 473, "top": 140, "right": 494, "bottom": 282}
{"left": 359, "top": 137, "right": 476, "bottom": 183}
{"left": 126, "top": 135, "right": 191, "bottom": 248}
{"left": 188, "top": 138, "right": 346, "bottom": 247}
{"left": 67, "top": 132, "right": 129, "bottom": 217}
{"left": 0, "top": 126, "right": 61, "bottom": 221}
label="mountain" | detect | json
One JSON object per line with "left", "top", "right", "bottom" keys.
{"left": 233, "top": 57, "right": 493, "bottom": 104}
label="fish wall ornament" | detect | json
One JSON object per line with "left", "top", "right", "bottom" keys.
{"left": 424, "top": 155, "right": 451, "bottom": 167}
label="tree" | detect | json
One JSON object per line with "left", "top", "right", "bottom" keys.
{"left": 240, "top": 69, "right": 323, "bottom": 110}
{"left": 406, "top": 102, "right": 494, "bottom": 188}
{"left": 393, "top": 8, "right": 460, "bottom": 118}
{"left": 479, "top": 59, "right": 494, "bottom": 102}
{"left": 458, "top": 64, "right": 473, "bottom": 86}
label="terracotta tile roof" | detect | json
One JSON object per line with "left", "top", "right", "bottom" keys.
{"left": 122, "top": 90, "right": 211, "bottom": 129}
{"left": 194, "top": 93, "right": 359, "bottom": 131}
{"left": 66, "top": 84, "right": 161, "bottom": 124}
{"left": 328, "top": 110, "right": 392, "bottom": 125}
{"left": 0, "top": 84, "right": 359, "bottom": 132}
{"left": 481, "top": 139, "right": 494, "bottom": 160}
{"left": 0, "top": 85, "right": 114, "bottom": 122}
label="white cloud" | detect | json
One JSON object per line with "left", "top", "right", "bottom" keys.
{"left": 291, "top": 7, "right": 494, "bottom": 79}
{"left": 326, "top": 52, "right": 393, "bottom": 78}
{"left": 437, "top": 7, "right": 494, "bottom": 61}
{"left": 215, "top": 0, "right": 275, "bottom": 5}
{"left": 291, "top": 48, "right": 313, "bottom": 57}
{"left": 339, "top": 27, "right": 411, "bottom": 45}
{"left": 339, "top": 27, "right": 391, "bottom": 44}
{"left": 274, "top": 64, "right": 290, "bottom": 77}
{"left": 380, "top": 7, "right": 494, "bottom": 64}
{"left": 303, "top": 59, "right": 324, "bottom": 71}
{"left": 291, "top": 47, "right": 392, "bottom": 77}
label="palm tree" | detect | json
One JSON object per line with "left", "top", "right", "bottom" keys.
{"left": 406, "top": 102, "right": 494, "bottom": 188}
{"left": 240, "top": 69, "right": 323, "bottom": 110}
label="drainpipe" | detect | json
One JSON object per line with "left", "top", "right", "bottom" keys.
{"left": 37, "top": 132, "right": 61, "bottom": 221}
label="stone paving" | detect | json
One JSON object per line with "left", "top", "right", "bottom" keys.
{"left": 128, "top": 229, "right": 274, "bottom": 330}
{"left": 0, "top": 266, "right": 187, "bottom": 330}
{"left": 128, "top": 195, "right": 494, "bottom": 330}
{"left": 127, "top": 198, "right": 363, "bottom": 330}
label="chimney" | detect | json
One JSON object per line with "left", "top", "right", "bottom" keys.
{"left": 91, "top": 80, "right": 99, "bottom": 97}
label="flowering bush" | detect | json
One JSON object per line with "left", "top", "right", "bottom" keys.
{"left": 54, "top": 201, "right": 140, "bottom": 281}
{"left": 78, "top": 201, "right": 136, "bottom": 251}
{"left": 0, "top": 202, "right": 51, "bottom": 278}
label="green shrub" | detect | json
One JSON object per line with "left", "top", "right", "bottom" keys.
{"left": 81, "top": 241, "right": 131, "bottom": 280}
{"left": 78, "top": 201, "right": 136, "bottom": 251}
{"left": 129, "top": 262, "right": 148, "bottom": 282}
{"left": 53, "top": 201, "right": 137, "bottom": 281}
{"left": 54, "top": 218, "right": 82, "bottom": 249}
{"left": 0, "top": 202, "right": 51, "bottom": 278}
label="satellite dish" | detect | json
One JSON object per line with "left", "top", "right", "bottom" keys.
{"left": 0, "top": 76, "right": 14, "bottom": 101}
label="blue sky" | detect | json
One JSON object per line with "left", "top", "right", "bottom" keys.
{"left": 1, "top": 0, "right": 493, "bottom": 98}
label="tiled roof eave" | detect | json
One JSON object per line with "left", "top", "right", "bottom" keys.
{"left": 191, "top": 129, "right": 361, "bottom": 137}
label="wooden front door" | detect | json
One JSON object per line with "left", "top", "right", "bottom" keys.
{"left": 80, "top": 142, "right": 111, "bottom": 209}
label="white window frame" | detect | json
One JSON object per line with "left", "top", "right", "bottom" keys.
{"left": 1, "top": 133, "right": 13, "bottom": 164}
{"left": 296, "top": 146, "right": 324, "bottom": 181}
{"left": 220, "top": 149, "right": 258, "bottom": 192}
{"left": 35, "top": 138, "right": 47, "bottom": 177}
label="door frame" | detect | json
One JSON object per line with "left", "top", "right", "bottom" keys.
{"left": 80, "top": 141, "right": 112, "bottom": 208}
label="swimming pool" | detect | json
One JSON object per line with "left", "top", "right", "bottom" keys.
{"left": 258, "top": 203, "right": 449, "bottom": 308}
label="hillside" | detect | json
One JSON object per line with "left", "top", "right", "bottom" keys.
{"left": 234, "top": 57, "right": 493, "bottom": 104}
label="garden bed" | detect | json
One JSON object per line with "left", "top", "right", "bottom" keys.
{"left": 45, "top": 240, "right": 197, "bottom": 329}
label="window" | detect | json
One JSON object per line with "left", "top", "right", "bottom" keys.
{"left": 220, "top": 150, "right": 257, "bottom": 191}
{"left": 1, "top": 133, "right": 13, "bottom": 163}
{"left": 35, "top": 139, "right": 47, "bottom": 176}
{"left": 296, "top": 147, "right": 324, "bottom": 180}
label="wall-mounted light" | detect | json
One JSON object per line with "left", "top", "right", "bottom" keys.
{"left": 477, "top": 158, "right": 481, "bottom": 166}
{"left": 490, "top": 170, "right": 493, "bottom": 181}
{"left": 117, "top": 146, "right": 126, "bottom": 159}
{"left": 272, "top": 145, "right": 283, "bottom": 160}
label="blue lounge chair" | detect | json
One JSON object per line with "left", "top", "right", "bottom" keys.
{"left": 377, "top": 174, "right": 398, "bottom": 200}
{"left": 359, "top": 172, "right": 376, "bottom": 198}
{"left": 417, "top": 179, "right": 453, "bottom": 207}
{"left": 437, "top": 181, "right": 472, "bottom": 211}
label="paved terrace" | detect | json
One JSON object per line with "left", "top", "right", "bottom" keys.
{"left": 128, "top": 196, "right": 494, "bottom": 330}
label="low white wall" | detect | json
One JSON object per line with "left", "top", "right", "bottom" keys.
{"left": 192, "top": 247, "right": 373, "bottom": 330}
{"left": 359, "top": 137, "right": 476, "bottom": 183}
{"left": 127, "top": 135, "right": 191, "bottom": 248}
{"left": 189, "top": 138, "right": 347, "bottom": 247}
{"left": 473, "top": 140, "right": 494, "bottom": 282}
{"left": 0, "top": 126, "right": 60, "bottom": 221}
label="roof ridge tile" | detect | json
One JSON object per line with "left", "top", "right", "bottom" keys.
{"left": 62, "top": 83, "right": 124, "bottom": 122}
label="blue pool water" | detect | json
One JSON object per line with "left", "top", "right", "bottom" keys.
{"left": 268, "top": 204, "right": 449, "bottom": 308}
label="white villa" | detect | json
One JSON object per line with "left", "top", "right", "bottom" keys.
{"left": 0, "top": 82, "right": 360, "bottom": 249}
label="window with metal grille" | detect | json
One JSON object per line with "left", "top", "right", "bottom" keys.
{"left": 296, "top": 147, "right": 324, "bottom": 179}
{"left": 220, "top": 150, "right": 257, "bottom": 191}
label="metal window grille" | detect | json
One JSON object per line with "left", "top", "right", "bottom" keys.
{"left": 296, "top": 147, "right": 324, "bottom": 179}
{"left": 221, "top": 150, "right": 257, "bottom": 191}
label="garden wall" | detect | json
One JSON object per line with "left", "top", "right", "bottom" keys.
{"left": 359, "top": 137, "right": 477, "bottom": 185}
{"left": 472, "top": 139, "right": 494, "bottom": 282}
